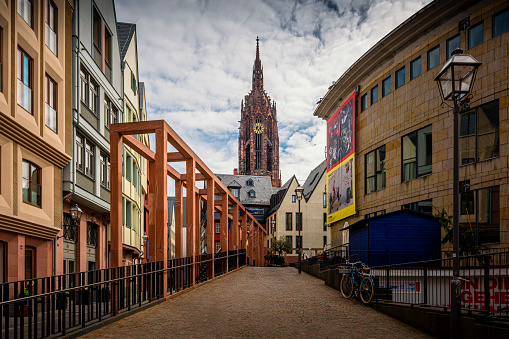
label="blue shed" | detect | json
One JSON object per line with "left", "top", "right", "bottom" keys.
{"left": 344, "top": 209, "right": 441, "bottom": 267}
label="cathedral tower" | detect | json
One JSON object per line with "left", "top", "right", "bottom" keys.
{"left": 238, "top": 37, "right": 281, "bottom": 187}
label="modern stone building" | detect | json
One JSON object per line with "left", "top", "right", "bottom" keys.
{"left": 314, "top": 0, "right": 508, "bottom": 250}
{"left": 266, "top": 161, "right": 328, "bottom": 263}
{"left": 238, "top": 38, "right": 281, "bottom": 187}
{"left": 0, "top": 0, "right": 74, "bottom": 282}
{"left": 62, "top": 0, "right": 123, "bottom": 275}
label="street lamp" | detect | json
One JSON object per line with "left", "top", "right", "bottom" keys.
{"left": 295, "top": 185, "right": 304, "bottom": 274}
{"left": 435, "top": 48, "right": 481, "bottom": 339}
{"left": 142, "top": 233, "right": 149, "bottom": 263}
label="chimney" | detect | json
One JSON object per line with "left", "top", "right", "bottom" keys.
{"left": 234, "top": 168, "right": 238, "bottom": 175}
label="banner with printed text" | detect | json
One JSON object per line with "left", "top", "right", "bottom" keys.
{"left": 326, "top": 91, "right": 356, "bottom": 224}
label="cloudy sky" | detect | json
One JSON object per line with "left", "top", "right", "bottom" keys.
{"left": 115, "top": 0, "right": 432, "bottom": 187}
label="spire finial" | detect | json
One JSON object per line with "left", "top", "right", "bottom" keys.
{"left": 256, "top": 36, "right": 260, "bottom": 61}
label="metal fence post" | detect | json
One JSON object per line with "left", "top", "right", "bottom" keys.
{"left": 484, "top": 255, "right": 490, "bottom": 315}
{"left": 423, "top": 262, "right": 428, "bottom": 305}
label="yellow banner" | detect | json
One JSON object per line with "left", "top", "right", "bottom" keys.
{"left": 327, "top": 154, "right": 355, "bottom": 224}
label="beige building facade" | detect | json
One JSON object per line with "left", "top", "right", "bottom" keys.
{"left": 0, "top": 0, "right": 73, "bottom": 282}
{"left": 314, "top": 0, "right": 509, "bottom": 250}
{"left": 267, "top": 161, "right": 328, "bottom": 263}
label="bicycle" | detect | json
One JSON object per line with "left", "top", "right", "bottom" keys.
{"left": 338, "top": 261, "right": 374, "bottom": 304}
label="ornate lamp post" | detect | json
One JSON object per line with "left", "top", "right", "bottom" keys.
{"left": 295, "top": 185, "right": 304, "bottom": 274}
{"left": 435, "top": 48, "right": 481, "bottom": 339}
{"left": 142, "top": 233, "right": 149, "bottom": 263}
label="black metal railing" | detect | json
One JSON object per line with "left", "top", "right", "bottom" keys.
{"left": 370, "top": 251, "right": 509, "bottom": 319}
{"left": 0, "top": 250, "right": 247, "bottom": 338}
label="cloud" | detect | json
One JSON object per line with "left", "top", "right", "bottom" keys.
{"left": 115, "top": 0, "right": 432, "bottom": 188}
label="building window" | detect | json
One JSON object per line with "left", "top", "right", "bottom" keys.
{"left": 126, "top": 154, "right": 132, "bottom": 182}
{"left": 460, "top": 186, "right": 499, "bottom": 244}
{"left": 410, "top": 57, "right": 421, "bottom": 80}
{"left": 87, "top": 222, "right": 98, "bottom": 247}
{"left": 460, "top": 100, "right": 499, "bottom": 164}
{"left": 371, "top": 85, "right": 378, "bottom": 104}
{"left": 365, "top": 210, "right": 386, "bottom": 218}
{"left": 100, "top": 153, "right": 110, "bottom": 189}
{"left": 105, "top": 29, "right": 112, "bottom": 79}
{"left": 360, "top": 93, "right": 368, "bottom": 112}
{"left": 85, "top": 142, "right": 95, "bottom": 177}
{"left": 215, "top": 222, "right": 220, "bottom": 234}
{"left": 296, "top": 236, "right": 302, "bottom": 249}
{"left": 247, "top": 179, "right": 254, "bottom": 186}
{"left": 285, "top": 213, "right": 292, "bottom": 231}
{"left": 427, "top": 45, "right": 440, "bottom": 70}
{"left": 17, "top": 0, "right": 32, "bottom": 27}
{"left": 104, "top": 97, "right": 111, "bottom": 129}
{"left": 402, "top": 199, "right": 432, "bottom": 215}
{"left": 45, "top": 75, "right": 57, "bottom": 132}
{"left": 80, "top": 68, "right": 98, "bottom": 114}
{"left": 286, "top": 236, "right": 292, "bottom": 253}
{"left": 323, "top": 236, "right": 327, "bottom": 248}
{"left": 395, "top": 66, "right": 405, "bottom": 89}
{"left": 17, "top": 48, "right": 32, "bottom": 113}
{"left": 402, "top": 125, "right": 432, "bottom": 182}
{"left": 248, "top": 190, "right": 256, "bottom": 198}
{"left": 125, "top": 200, "right": 132, "bottom": 228}
{"left": 296, "top": 213, "right": 302, "bottom": 231}
{"left": 22, "top": 160, "right": 41, "bottom": 207}
{"left": 92, "top": 7, "right": 101, "bottom": 66}
{"left": 131, "top": 71, "right": 137, "bottom": 94}
{"left": 365, "top": 145, "right": 385, "bottom": 194}
{"left": 215, "top": 242, "right": 221, "bottom": 252}
{"left": 45, "top": 0, "right": 57, "bottom": 55}
{"left": 323, "top": 193, "right": 326, "bottom": 208}
{"left": 292, "top": 195, "right": 296, "bottom": 203}
{"left": 493, "top": 9, "right": 509, "bottom": 37}
{"left": 76, "top": 135, "right": 84, "bottom": 172}
{"left": 469, "top": 21, "right": 484, "bottom": 49}
{"left": 382, "top": 76, "right": 391, "bottom": 97}
{"left": 229, "top": 188, "right": 239, "bottom": 198}
{"left": 323, "top": 213, "right": 327, "bottom": 231}
{"left": 446, "top": 34, "right": 460, "bottom": 59}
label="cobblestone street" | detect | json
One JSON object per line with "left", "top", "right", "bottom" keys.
{"left": 80, "top": 267, "right": 431, "bottom": 338}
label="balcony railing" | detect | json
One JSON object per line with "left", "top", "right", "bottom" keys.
{"left": 45, "top": 24, "right": 57, "bottom": 56}
{"left": 17, "top": 79, "right": 32, "bottom": 114}
{"left": 45, "top": 104, "right": 57, "bottom": 132}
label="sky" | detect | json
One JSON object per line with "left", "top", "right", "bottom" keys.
{"left": 115, "top": 0, "right": 432, "bottom": 188}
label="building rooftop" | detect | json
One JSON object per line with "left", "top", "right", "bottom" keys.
{"left": 215, "top": 174, "right": 276, "bottom": 206}
{"left": 117, "top": 22, "right": 136, "bottom": 60}
{"left": 302, "top": 160, "right": 326, "bottom": 202}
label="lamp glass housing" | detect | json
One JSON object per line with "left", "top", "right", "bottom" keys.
{"left": 295, "top": 185, "right": 304, "bottom": 200}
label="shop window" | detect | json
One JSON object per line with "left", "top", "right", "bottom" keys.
{"left": 469, "top": 21, "right": 484, "bottom": 49}
{"left": 427, "top": 45, "right": 440, "bottom": 70}
{"left": 460, "top": 100, "right": 499, "bottom": 164}
{"left": 365, "top": 145, "right": 385, "bottom": 194}
{"left": 402, "top": 125, "right": 432, "bottom": 181}
{"left": 25, "top": 247, "right": 35, "bottom": 280}
{"left": 22, "top": 160, "right": 41, "bottom": 207}
{"left": 446, "top": 34, "right": 460, "bottom": 59}
{"left": 460, "top": 186, "right": 500, "bottom": 244}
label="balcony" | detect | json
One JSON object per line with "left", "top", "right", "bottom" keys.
{"left": 45, "top": 24, "right": 57, "bottom": 56}
{"left": 45, "top": 103, "right": 57, "bottom": 132}
{"left": 17, "top": 79, "right": 32, "bottom": 113}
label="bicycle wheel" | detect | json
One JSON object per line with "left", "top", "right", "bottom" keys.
{"left": 340, "top": 274, "right": 354, "bottom": 299}
{"left": 359, "top": 277, "right": 374, "bottom": 304}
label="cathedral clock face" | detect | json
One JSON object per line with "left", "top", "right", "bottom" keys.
{"left": 253, "top": 122, "right": 264, "bottom": 134}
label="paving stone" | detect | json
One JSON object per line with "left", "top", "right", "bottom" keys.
{"left": 80, "top": 267, "right": 432, "bottom": 338}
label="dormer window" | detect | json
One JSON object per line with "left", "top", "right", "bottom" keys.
{"left": 247, "top": 179, "right": 254, "bottom": 186}
{"left": 248, "top": 190, "right": 256, "bottom": 198}
{"left": 229, "top": 187, "right": 239, "bottom": 198}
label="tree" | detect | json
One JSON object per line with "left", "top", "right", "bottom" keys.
{"left": 272, "top": 236, "right": 292, "bottom": 256}
{"left": 435, "top": 208, "right": 487, "bottom": 257}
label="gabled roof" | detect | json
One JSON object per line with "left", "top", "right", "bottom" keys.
{"left": 215, "top": 174, "right": 275, "bottom": 206}
{"left": 267, "top": 175, "right": 298, "bottom": 215}
{"left": 117, "top": 22, "right": 136, "bottom": 60}
{"left": 302, "top": 160, "right": 326, "bottom": 202}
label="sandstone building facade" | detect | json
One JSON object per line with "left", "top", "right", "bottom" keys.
{"left": 314, "top": 0, "right": 509, "bottom": 250}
